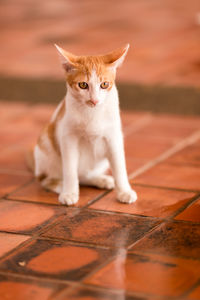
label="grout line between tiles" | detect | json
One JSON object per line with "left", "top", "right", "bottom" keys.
{"left": 84, "top": 205, "right": 165, "bottom": 221}
{"left": 79, "top": 253, "right": 118, "bottom": 283}
{"left": 170, "top": 193, "right": 200, "bottom": 220}
{"left": 0, "top": 235, "right": 34, "bottom": 265}
{"left": 5, "top": 196, "right": 60, "bottom": 207}
{"left": 0, "top": 269, "right": 168, "bottom": 300}
{"left": 129, "top": 128, "right": 200, "bottom": 179}
{"left": 6, "top": 185, "right": 110, "bottom": 209}
{"left": 0, "top": 270, "right": 76, "bottom": 286}
{"left": 4, "top": 178, "right": 35, "bottom": 199}
{"left": 5, "top": 193, "right": 111, "bottom": 211}
{"left": 127, "top": 221, "right": 164, "bottom": 251}
{"left": 133, "top": 182, "right": 200, "bottom": 193}
{"left": 79, "top": 223, "right": 163, "bottom": 284}
{"left": 83, "top": 189, "right": 112, "bottom": 208}
{"left": 74, "top": 281, "right": 175, "bottom": 300}
{"left": 0, "top": 212, "right": 67, "bottom": 264}
{"left": 2, "top": 196, "right": 163, "bottom": 221}
{"left": 181, "top": 278, "right": 200, "bottom": 299}
{"left": 54, "top": 280, "right": 168, "bottom": 300}
{"left": 37, "top": 236, "right": 112, "bottom": 250}
{"left": 130, "top": 248, "right": 200, "bottom": 262}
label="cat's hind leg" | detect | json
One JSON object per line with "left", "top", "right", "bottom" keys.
{"left": 38, "top": 175, "right": 63, "bottom": 194}
{"left": 80, "top": 174, "right": 114, "bottom": 189}
{"left": 34, "top": 145, "right": 62, "bottom": 194}
{"left": 79, "top": 159, "right": 115, "bottom": 190}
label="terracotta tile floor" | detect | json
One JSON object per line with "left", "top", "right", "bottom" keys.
{"left": 0, "top": 101, "right": 200, "bottom": 300}
{"left": 0, "top": 0, "right": 200, "bottom": 88}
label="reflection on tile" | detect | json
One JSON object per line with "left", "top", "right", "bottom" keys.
{"left": 131, "top": 221, "right": 200, "bottom": 260}
{"left": 85, "top": 253, "right": 200, "bottom": 297}
{"left": 188, "top": 285, "right": 200, "bottom": 300}
{"left": 90, "top": 184, "right": 195, "bottom": 218}
{"left": 0, "top": 273, "right": 66, "bottom": 300}
{"left": 43, "top": 209, "right": 159, "bottom": 248}
{"left": 58, "top": 285, "right": 143, "bottom": 300}
{"left": 0, "top": 239, "right": 113, "bottom": 281}
{"left": 175, "top": 199, "right": 200, "bottom": 222}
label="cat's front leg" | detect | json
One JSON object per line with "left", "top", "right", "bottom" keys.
{"left": 106, "top": 131, "right": 137, "bottom": 204}
{"left": 59, "top": 134, "right": 79, "bottom": 205}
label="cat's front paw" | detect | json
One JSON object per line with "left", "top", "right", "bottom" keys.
{"left": 58, "top": 193, "right": 79, "bottom": 206}
{"left": 117, "top": 189, "right": 137, "bottom": 204}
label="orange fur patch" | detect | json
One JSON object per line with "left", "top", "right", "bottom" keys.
{"left": 37, "top": 173, "right": 47, "bottom": 182}
{"left": 47, "top": 122, "right": 60, "bottom": 155}
{"left": 44, "top": 178, "right": 61, "bottom": 191}
{"left": 66, "top": 56, "right": 115, "bottom": 89}
{"left": 37, "top": 100, "right": 65, "bottom": 155}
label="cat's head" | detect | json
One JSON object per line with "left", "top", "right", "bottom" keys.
{"left": 55, "top": 44, "right": 129, "bottom": 107}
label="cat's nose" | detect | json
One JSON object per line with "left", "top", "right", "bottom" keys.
{"left": 90, "top": 99, "right": 99, "bottom": 105}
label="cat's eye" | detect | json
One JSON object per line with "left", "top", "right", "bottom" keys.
{"left": 78, "top": 82, "right": 88, "bottom": 89}
{"left": 100, "top": 82, "right": 109, "bottom": 89}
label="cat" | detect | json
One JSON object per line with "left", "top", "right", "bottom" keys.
{"left": 33, "top": 44, "right": 137, "bottom": 205}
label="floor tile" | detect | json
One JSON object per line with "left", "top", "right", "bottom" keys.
{"left": 126, "top": 157, "right": 149, "bottom": 175}
{"left": 85, "top": 253, "right": 200, "bottom": 297}
{"left": 0, "top": 173, "right": 31, "bottom": 198}
{"left": 175, "top": 199, "right": 200, "bottom": 222}
{"left": 0, "top": 199, "right": 64, "bottom": 234}
{"left": 89, "top": 184, "right": 196, "bottom": 218}
{"left": 42, "top": 209, "right": 159, "bottom": 248}
{"left": 167, "top": 140, "right": 200, "bottom": 166}
{"left": 0, "top": 102, "right": 29, "bottom": 124}
{"left": 0, "top": 146, "right": 31, "bottom": 174}
{"left": 0, "top": 232, "right": 29, "bottom": 258}
{"left": 0, "top": 125, "right": 38, "bottom": 150}
{"left": 28, "top": 104, "right": 55, "bottom": 125}
{"left": 57, "top": 285, "right": 143, "bottom": 300}
{"left": 134, "top": 115, "right": 200, "bottom": 140}
{"left": 0, "top": 273, "right": 66, "bottom": 300}
{"left": 188, "top": 285, "right": 200, "bottom": 300}
{"left": 130, "top": 221, "right": 200, "bottom": 260}
{"left": 134, "top": 162, "right": 200, "bottom": 191}
{"left": 0, "top": 239, "right": 113, "bottom": 281}
{"left": 120, "top": 111, "right": 151, "bottom": 131}
{"left": 1, "top": 0, "right": 200, "bottom": 87}
{"left": 9, "top": 180, "right": 106, "bottom": 207}
{"left": 124, "top": 133, "right": 174, "bottom": 160}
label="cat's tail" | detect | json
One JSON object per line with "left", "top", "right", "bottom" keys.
{"left": 25, "top": 148, "right": 35, "bottom": 172}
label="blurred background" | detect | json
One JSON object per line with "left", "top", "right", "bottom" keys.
{"left": 0, "top": 0, "right": 200, "bottom": 114}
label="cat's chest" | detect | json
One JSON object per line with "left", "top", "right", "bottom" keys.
{"left": 79, "top": 134, "right": 106, "bottom": 162}
{"left": 72, "top": 118, "right": 107, "bottom": 138}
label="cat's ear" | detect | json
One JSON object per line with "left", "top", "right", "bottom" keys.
{"left": 55, "top": 44, "right": 77, "bottom": 72}
{"left": 103, "top": 44, "right": 130, "bottom": 69}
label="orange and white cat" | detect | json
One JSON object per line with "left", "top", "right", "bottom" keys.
{"left": 33, "top": 44, "right": 137, "bottom": 205}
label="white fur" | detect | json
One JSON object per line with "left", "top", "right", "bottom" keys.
{"left": 34, "top": 60, "right": 137, "bottom": 205}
